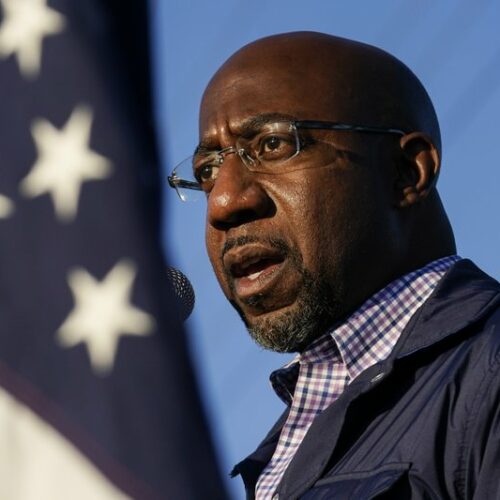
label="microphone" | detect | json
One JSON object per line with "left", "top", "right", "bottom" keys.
{"left": 166, "top": 267, "right": 195, "bottom": 322}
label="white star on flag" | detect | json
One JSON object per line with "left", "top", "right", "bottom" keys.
{"left": 20, "top": 105, "right": 112, "bottom": 222}
{"left": 0, "top": 194, "right": 14, "bottom": 219}
{"left": 57, "top": 260, "right": 155, "bottom": 376}
{"left": 0, "top": 0, "right": 65, "bottom": 79}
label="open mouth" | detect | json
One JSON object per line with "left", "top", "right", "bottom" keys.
{"left": 231, "top": 256, "right": 283, "bottom": 280}
{"left": 224, "top": 246, "right": 286, "bottom": 299}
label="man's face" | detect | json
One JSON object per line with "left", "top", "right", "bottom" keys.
{"left": 200, "top": 62, "right": 400, "bottom": 352}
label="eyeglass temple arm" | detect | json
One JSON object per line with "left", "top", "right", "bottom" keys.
{"left": 168, "top": 175, "right": 203, "bottom": 191}
{"left": 294, "top": 120, "right": 407, "bottom": 136}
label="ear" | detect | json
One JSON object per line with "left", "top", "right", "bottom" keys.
{"left": 395, "top": 132, "right": 440, "bottom": 208}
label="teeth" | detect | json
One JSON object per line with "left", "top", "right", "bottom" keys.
{"left": 246, "top": 270, "right": 263, "bottom": 281}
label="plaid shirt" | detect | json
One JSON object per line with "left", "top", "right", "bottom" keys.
{"left": 255, "top": 255, "right": 460, "bottom": 499}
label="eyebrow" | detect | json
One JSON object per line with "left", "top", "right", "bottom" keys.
{"left": 194, "top": 112, "right": 298, "bottom": 155}
{"left": 240, "top": 112, "right": 297, "bottom": 134}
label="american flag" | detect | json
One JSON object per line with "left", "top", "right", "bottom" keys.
{"left": 0, "top": 0, "right": 225, "bottom": 497}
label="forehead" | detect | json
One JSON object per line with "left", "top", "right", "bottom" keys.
{"left": 199, "top": 65, "right": 342, "bottom": 145}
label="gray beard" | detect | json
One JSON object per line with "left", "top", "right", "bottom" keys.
{"left": 228, "top": 239, "right": 340, "bottom": 353}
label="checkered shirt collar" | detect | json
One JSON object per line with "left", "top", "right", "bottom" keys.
{"left": 270, "top": 255, "right": 461, "bottom": 405}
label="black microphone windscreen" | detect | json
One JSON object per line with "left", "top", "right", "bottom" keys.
{"left": 166, "top": 267, "right": 195, "bottom": 322}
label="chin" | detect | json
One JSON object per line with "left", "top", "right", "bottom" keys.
{"left": 238, "top": 287, "right": 341, "bottom": 353}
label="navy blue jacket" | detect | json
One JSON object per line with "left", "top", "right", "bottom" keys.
{"left": 233, "top": 260, "right": 500, "bottom": 499}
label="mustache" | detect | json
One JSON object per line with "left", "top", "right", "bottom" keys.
{"left": 221, "top": 235, "right": 290, "bottom": 261}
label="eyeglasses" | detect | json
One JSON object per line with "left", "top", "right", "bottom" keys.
{"left": 168, "top": 119, "right": 407, "bottom": 202}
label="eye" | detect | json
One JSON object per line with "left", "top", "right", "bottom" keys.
{"left": 256, "top": 133, "right": 297, "bottom": 162}
{"left": 262, "top": 135, "right": 283, "bottom": 152}
{"left": 194, "top": 159, "right": 220, "bottom": 192}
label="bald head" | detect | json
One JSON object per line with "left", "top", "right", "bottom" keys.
{"left": 202, "top": 31, "right": 441, "bottom": 155}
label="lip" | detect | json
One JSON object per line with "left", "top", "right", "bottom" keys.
{"left": 223, "top": 243, "right": 286, "bottom": 299}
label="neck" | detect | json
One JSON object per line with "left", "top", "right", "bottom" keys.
{"left": 402, "top": 191, "right": 456, "bottom": 274}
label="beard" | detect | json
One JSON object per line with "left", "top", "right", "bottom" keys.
{"left": 225, "top": 236, "right": 341, "bottom": 353}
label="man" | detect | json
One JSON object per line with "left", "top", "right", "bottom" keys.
{"left": 169, "top": 32, "right": 500, "bottom": 499}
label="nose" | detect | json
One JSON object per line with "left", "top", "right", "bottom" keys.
{"left": 207, "top": 154, "right": 273, "bottom": 230}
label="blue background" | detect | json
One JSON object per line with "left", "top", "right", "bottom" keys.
{"left": 151, "top": 1, "right": 499, "bottom": 497}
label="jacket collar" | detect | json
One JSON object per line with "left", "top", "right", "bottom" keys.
{"left": 232, "top": 260, "right": 500, "bottom": 498}
{"left": 396, "top": 259, "right": 500, "bottom": 358}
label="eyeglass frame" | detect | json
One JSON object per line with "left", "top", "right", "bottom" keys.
{"left": 167, "top": 119, "right": 408, "bottom": 197}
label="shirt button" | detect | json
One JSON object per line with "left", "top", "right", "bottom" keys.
{"left": 370, "top": 372, "right": 385, "bottom": 383}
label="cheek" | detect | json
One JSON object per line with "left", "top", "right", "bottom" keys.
{"left": 205, "top": 228, "right": 229, "bottom": 293}
{"left": 292, "top": 169, "right": 387, "bottom": 271}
